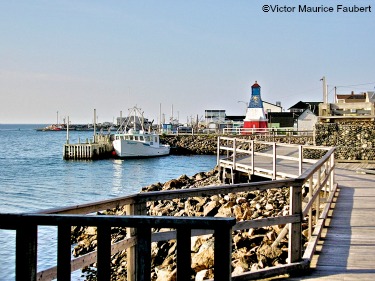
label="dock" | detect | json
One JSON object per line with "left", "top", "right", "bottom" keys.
{"left": 63, "top": 134, "right": 113, "bottom": 160}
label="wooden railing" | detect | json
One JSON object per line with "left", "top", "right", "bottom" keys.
{"left": 0, "top": 138, "right": 336, "bottom": 281}
{"left": 0, "top": 214, "right": 235, "bottom": 281}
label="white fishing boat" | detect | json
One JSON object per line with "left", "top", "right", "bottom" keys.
{"left": 112, "top": 107, "right": 170, "bottom": 158}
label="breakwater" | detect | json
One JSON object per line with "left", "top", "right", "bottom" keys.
{"left": 162, "top": 134, "right": 314, "bottom": 155}
{"left": 163, "top": 120, "right": 375, "bottom": 161}
{"left": 315, "top": 120, "right": 375, "bottom": 161}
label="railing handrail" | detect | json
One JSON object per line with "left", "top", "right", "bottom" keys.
{"left": 221, "top": 127, "right": 314, "bottom": 135}
{"left": 0, "top": 214, "right": 236, "bottom": 281}
{"left": 0, "top": 213, "right": 236, "bottom": 229}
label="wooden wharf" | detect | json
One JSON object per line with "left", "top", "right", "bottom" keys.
{"left": 1, "top": 136, "right": 374, "bottom": 280}
{"left": 63, "top": 134, "right": 113, "bottom": 160}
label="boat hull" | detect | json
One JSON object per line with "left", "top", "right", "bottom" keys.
{"left": 113, "top": 139, "right": 170, "bottom": 158}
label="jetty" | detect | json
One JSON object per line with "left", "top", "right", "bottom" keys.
{"left": 62, "top": 114, "right": 114, "bottom": 160}
{"left": 1, "top": 136, "right": 375, "bottom": 280}
{"left": 63, "top": 134, "right": 113, "bottom": 160}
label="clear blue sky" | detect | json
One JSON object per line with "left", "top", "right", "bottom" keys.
{"left": 1, "top": 0, "right": 374, "bottom": 124}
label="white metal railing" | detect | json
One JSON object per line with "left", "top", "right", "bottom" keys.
{"left": 217, "top": 136, "right": 330, "bottom": 181}
{"left": 221, "top": 127, "right": 313, "bottom": 136}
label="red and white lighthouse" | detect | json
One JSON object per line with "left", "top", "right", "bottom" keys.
{"left": 243, "top": 81, "right": 268, "bottom": 132}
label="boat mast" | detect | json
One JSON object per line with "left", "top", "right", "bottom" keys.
{"left": 133, "top": 107, "right": 136, "bottom": 130}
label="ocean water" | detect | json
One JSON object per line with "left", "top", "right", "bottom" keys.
{"left": 0, "top": 124, "right": 217, "bottom": 280}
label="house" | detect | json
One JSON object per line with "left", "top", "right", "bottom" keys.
{"left": 297, "top": 109, "right": 318, "bottom": 131}
{"left": 288, "top": 101, "right": 322, "bottom": 131}
{"left": 266, "top": 112, "right": 295, "bottom": 128}
{"left": 320, "top": 91, "right": 375, "bottom": 119}
{"left": 263, "top": 101, "right": 283, "bottom": 113}
{"left": 288, "top": 101, "right": 321, "bottom": 115}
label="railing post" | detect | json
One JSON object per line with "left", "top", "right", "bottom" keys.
{"left": 272, "top": 143, "right": 277, "bottom": 180}
{"left": 233, "top": 138, "right": 236, "bottom": 169}
{"left": 330, "top": 152, "right": 335, "bottom": 192}
{"left": 288, "top": 183, "right": 302, "bottom": 263}
{"left": 316, "top": 167, "right": 321, "bottom": 223}
{"left": 136, "top": 226, "right": 151, "bottom": 281}
{"left": 251, "top": 140, "right": 254, "bottom": 173}
{"left": 298, "top": 145, "right": 303, "bottom": 176}
{"left": 57, "top": 224, "right": 72, "bottom": 281}
{"left": 177, "top": 228, "right": 192, "bottom": 281}
{"left": 16, "top": 224, "right": 37, "bottom": 281}
{"left": 97, "top": 225, "right": 111, "bottom": 281}
{"left": 308, "top": 177, "right": 313, "bottom": 239}
{"left": 214, "top": 225, "right": 233, "bottom": 281}
{"left": 126, "top": 204, "right": 136, "bottom": 281}
{"left": 324, "top": 161, "right": 328, "bottom": 197}
{"left": 127, "top": 201, "right": 147, "bottom": 281}
{"left": 217, "top": 136, "right": 221, "bottom": 167}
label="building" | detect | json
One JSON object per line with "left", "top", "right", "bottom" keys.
{"left": 263, "top": 101, "right": 283, "bottom": 113}
{"left": 296, "top": 109, "right": 318, "bottom": 131}
{"left": 266, "top": 112, "right": 294, "bottom": 128}
{"left": 204, "top": 110, "right": 226, "bottom": 123}
{"left": 288, "top": 101, "right": 321, "bottom": 115}
{"left": 320, "top": 91, "right": 375, "bottom": 120}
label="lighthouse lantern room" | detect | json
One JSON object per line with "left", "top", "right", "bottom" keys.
{"left": 243, "top": 81, "right": 268, "bottom": 132}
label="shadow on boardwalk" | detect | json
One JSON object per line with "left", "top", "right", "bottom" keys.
{"left": 263, "top": 163, "right": 375, "bottom": 281}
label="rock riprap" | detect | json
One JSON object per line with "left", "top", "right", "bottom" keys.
{"left": 72, "top": 167, "right": 312, "bottom": 280}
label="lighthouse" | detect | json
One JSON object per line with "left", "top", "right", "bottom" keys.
{"left": 243, "top": 81, "right": 268, "bottom": 133}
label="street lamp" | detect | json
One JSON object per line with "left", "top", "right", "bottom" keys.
{"left": 238, "top": 101, "right": 248, "bottom": 112}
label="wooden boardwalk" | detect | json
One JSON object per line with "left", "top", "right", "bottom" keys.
{"left": 287, "top": 162, "right": 375, "bottom": 281}
{"left": 217, "top": 138, "right": 375, "bottom": 280}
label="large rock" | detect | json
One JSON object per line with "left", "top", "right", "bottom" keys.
{"left": 191, "top": 239, "right": 215, "bottom": 272}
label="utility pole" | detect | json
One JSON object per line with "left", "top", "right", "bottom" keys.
{"left": 321, "top": 76, "right": 328, "bottom": 103}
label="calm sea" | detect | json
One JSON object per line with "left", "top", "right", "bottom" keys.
{"left": 0, "top": 124, "right": 216, "bottom": 280}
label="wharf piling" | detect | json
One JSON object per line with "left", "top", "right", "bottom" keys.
{"left": 63, "top": 134, "right": 114, "bottom": 160}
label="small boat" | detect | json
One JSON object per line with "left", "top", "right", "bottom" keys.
{"left": 112, "top": 107, "right": 170, "bottom": 158}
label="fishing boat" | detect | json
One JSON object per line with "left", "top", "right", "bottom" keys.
{"left": 112, "top": 107, "right": 170, "bottom": 158}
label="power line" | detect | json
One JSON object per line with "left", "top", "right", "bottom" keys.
{"left": 335, "top": 82, "right": 375, "bottom": 88}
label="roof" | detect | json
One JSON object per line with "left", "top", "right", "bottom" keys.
{"left": 267, "top": 112, "right": 294, "bottom": 118}
{"left": 251, "top": 81, "right": 260, "bottom": 88}
{"left": 336, "top": 93, "right": 366, "bottom": 100}
{"left": 226, "top": 115, "right": 245, "bottom": 121}
{"left": 263, "top": 101, "right": 282, "bottom": 108}
{"left": 288, "top": 101, "right": 321, "bottom": 115}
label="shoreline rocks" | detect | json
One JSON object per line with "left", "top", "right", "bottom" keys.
{"left": 71, "top": 167, "right": 313, "bottom": 280}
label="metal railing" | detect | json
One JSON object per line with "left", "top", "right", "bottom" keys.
{"left": 221, "top": 127, "right": 313, "bottom": 136}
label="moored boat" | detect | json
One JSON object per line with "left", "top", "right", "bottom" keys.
{"left": 112, "top": 107, "right": 170, "bottom": 158}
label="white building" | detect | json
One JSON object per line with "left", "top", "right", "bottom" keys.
{"left": 297, "top": 109, "right": 318, "bottom": 131}
{"left": 263, "top": 101, "right": 283, "bottom": 113}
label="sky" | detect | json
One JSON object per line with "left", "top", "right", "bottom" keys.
{"left": 1, "top": 0, "right": 374, "bottom": 124}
